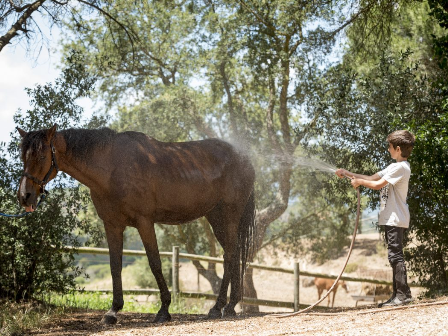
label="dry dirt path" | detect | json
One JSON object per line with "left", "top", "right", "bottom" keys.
{"left": 30, "top": 298, "right": 448, "bottom": 336}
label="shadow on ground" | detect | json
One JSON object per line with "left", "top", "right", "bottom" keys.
{"left": 28, "top": 310, "right": 270, "bottom": 336}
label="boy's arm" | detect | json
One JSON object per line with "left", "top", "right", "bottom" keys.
{"left": 352, "top": 177, "right": 388, "bottom": 190}
{"left": 335, "top": 169, "right": 381, "bottom": 181}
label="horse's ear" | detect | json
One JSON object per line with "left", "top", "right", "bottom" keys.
{"left": 17, "top": 127, "right": 27, "bottom": 138}
{"left": 47, "top": 124, "right": 58, "bottom": 140}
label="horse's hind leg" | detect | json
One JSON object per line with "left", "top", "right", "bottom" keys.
{"left": 206, "top": 204, "right": 240, "bottom": 319}
{"left": 225, "top": 192, "right": 255, "bottom": 317}
{"left": 223, "top": 251, "right": 241, "bottom": 317}
{"left": 102, "top": 222, "right": 125, "bottom": 325}
{"left": 136, "top": 222, "right": 171, "bottom": 323}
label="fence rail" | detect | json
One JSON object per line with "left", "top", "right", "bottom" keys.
{"left": 68, "top": 246, "right": 420, "bottom": 311}
{"left": 78, "top": 289, "right": 301, "bottom": 309}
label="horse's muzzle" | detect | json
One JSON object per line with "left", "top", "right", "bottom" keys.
{"left": 18, "top": 190, "right": 37, "bottom": 213}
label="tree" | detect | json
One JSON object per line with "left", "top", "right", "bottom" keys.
{"left": 57, "top": 0, "right": 411, "bottom": 309}
{"left": 0, "top": 0, "right": 137, "bottom": 54}
{"left": 309, "top": 1, "right": 448, "bottom": 294}
{"left": 0, "top": 51, "right": 102, "bottom": 301}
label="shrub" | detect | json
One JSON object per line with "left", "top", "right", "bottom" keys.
{"left": 129, "top": 257, "right": 173, "bottom": 289}
{"left": 0, "top": 51, "right": 102, "bottom": 302}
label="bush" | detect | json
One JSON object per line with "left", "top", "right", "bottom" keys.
{"left": 0, "top": 51, "right": 102, "bottom": 302}
{"left": 129, "top": 257, "right": 173, "bottom": 289}
{"left": 345, "top": 263, "right": 358, "bottom": 273}
{"left": 85, "top": 264, "right": 110, "bottom": 281}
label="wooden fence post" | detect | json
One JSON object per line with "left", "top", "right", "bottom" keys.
{"left": 294, "top": 262, "right": 300, "bottom": 311}
{"left": 172, "top": 246, "right": 180, "bottom": 300}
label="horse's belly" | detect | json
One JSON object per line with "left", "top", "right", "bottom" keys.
{"left": 152, "top": 190, "right": 219, "bottom": 224}
{"left": 153, "top": 210, "right": 204, "bottom": 224}
{"left": 153, "top": 203, "right": 215, "bottom": 224}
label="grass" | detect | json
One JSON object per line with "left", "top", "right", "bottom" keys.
{"left": 46, "top": 291, "right": 207, "bottom": 314}
{"left": 345, "top": 262, "right": 359, "bottom": 273}
{"left": 0, "top": 300, "right": 57, "bottom": 336}
{"left": 0, "top": 292, "right": 207, "bottom": 335}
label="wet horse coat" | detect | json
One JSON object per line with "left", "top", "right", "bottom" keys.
{"left": 17, "top": 125, "right": 256, "bottom": 323}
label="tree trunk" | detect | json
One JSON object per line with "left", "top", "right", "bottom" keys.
{"left": 192, "top": 260, "right": 221, "bottom": 294}
{"left": 176, "top": 220, "right": 223, "bottom": 295}
{"left": 438, "top": 250, "right": 448, "bottom": 289}
{"left": 241, "top": 267, "right": 259, "bottom": 313}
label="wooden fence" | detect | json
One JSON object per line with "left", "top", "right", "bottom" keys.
{"left": 68, "top": 246, "right": 420, "bottom": 311}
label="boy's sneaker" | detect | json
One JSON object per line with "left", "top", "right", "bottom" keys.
{"left": 378, "top": 295, "right": 395, "bottom": 308}
{"left": 382, "top": 296, "right": 413, "bottom": 307}
{"left": 403, "top": 296, "right": 414, "bottom": 304}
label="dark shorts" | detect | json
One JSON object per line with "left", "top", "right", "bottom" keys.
{"left": 384, "top": 225, "right": 407, "bottom": 265}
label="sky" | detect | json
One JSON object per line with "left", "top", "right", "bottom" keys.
{"left": 0, "top": 17, "right": 95, "bottom": 147}
{"left": 0, "top": 45, "right": 63, "bottom": 144}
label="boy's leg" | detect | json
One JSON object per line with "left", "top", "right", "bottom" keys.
{"left": 395, "top": 261, "right": 412, "bottom": 300}
{"left": 378, "top": 226, "right": 397, "bottom": 307}
{"left": 383, "top": 226, "right": 412, "bottom": 306}
{"left": 378, "top": 257, "right": 396, "bottom": 307}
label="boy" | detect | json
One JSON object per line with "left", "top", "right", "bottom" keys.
{"left": 336, "top": 130, "right": 415, "bottom": 307}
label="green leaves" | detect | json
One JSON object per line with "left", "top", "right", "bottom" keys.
{"left": 0, "top": 52, "right": 100, "bottom": 301}
{"left": 311, "top": 3, "right": 448, "bottom": 294}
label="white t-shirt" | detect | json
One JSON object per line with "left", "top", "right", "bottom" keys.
{"left": 377, "top": 161, "right": 411, "bottom": 228}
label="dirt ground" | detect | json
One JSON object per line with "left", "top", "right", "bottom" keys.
{"left": 28, "top": 297, "right": 448, "bottom": 335}
{"left": 83, "top": 233, "right": 424, "bottom": 311}
{"left": 27, "top": 233, "right": 438, "bottom": 335}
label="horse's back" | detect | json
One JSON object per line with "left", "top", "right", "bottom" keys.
{"left": 114, "top": 131, "right": 252, "bottom": 180}
{"left": 108, "top": 131, "right": 254, "bottom": 223}
{"left": 314, "top": 277, "right": 339, "bottom": 291}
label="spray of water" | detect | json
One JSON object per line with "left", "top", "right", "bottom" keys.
{"left": 257, "top": 150, "right": 338, "bottom": 174}
{"left": 227, "top": 137, "right": 337, "bottom": 174}
{"left": 288, "top": 156, "right": 337, "bottom": 173}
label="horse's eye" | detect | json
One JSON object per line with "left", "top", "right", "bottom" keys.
{"left": 40, "top": 156, "right": 46, "bottom": 161}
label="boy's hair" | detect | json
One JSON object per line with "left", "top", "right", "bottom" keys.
{"left": 387, "top": 130, "right": 415, "bottom": 158}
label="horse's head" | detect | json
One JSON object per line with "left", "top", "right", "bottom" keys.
{"left": 17, "top": 124, "right": 58, "bottom": 212}
{"left": 340, "top": 280, "right": 349, "bottom": 293}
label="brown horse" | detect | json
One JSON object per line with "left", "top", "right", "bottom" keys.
{"left": 16, "top": 125, "right": 256, "bottom": 324}
{"left": 314, "top": 277, "right": 349, "bottom": 308}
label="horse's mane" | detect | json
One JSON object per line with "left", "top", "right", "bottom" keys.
{"left": 60, "top": 128, "right": 117, "bottom": 163}
{"left": 20, "top": 130, "right": 48, "bottom": 162}
{"left": 20, "top": 127, "right": 118, "bottom": 163}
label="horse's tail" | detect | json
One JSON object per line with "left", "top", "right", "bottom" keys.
{"left": 237, "top": 189, "right": 257, "bottom": 301}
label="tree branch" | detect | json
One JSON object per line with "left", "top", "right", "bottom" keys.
{"left": 220, "top": 59, "right": 238, "bottom": 137}
{"left": 236, "top": 0, "right": 280, "bottom": 42}
{"left": 265, "top": 70, "right": 282, "bottom": 153}
{"left": 76, "top": 0, "right": 139, "bottom": 65}
{"left": 258, "top": 210, "right": 324, "bottom": 250}
{"left": 328, "top": 2, "right": 375, "bottom": 39}
{"left": 255, "top": 161, "right": 294, "bottom": 248}
{"left": 0, "top": 0, "right": 47, "bottom": 52}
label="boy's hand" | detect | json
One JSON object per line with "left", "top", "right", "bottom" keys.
{"left": 335, "top": 168, "right": 347, "bottom": 178}
{"left": 351, "top": 178, "right": 362, "bottom": 189}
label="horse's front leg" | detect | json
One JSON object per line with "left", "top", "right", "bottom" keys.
{"left": 137, "top": 222, "right": 172, "bottom": 323}
{"left": 102, "top": 223, "right": 125, "bottom": 325}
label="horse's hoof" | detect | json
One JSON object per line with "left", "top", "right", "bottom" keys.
{"left": 152, "top": 311, "right": 171, "bottom": 323}
{"left": 102, "top": 314, "right": 117, "bottom": 325}
{"left": 222, "top": 305, "right": 236, "bottom": 317}
{"left": 207, "top": 307, "right": 222, "bottom": 319}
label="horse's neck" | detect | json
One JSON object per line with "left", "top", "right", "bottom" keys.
{"left": 55, "top": 133, "right": 110, "bottom": 190}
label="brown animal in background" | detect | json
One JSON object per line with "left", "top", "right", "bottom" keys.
{"left": 362, "top": 284, "right": 392, "bottom": 296}
{"left": 302, "top": 277, "right": 316, "bottom": 288}
{"left": 314, "top": 277, "right": 349, "bottom": 308}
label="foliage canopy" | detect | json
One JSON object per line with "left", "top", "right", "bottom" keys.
{"left": 0, "top": 52, "right": 102, "bottom": 301}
